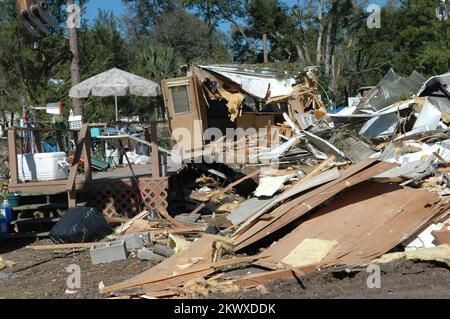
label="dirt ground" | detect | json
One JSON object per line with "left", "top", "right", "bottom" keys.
{"left": 0, "top": 238, "right": 154, "bottom": 299}
{"left": 213, "top": 260, "right": 450, "bottom": 299}
{"left": 0, "top": 238, "right": 449, "bottom": 299}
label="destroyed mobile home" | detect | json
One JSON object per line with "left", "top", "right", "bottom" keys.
{"left": 1, "top": 66, "right": 450, "bottom": 299}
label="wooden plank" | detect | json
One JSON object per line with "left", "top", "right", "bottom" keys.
{"left": 150, "top": 123, "right": 160, "bottom": 179}
{"left": 26, "top": 242, "right": 97, "bottom": 250}
{"left": 101, "top": 255, "right": 263, "bottom": 294}
{"left": 101, "top": 235, "right": 218, "bottom": 294}
{"left": 189, "top": 169, "right": 261, "bottom": 216}
{"left": 8, "top": 129, "right": 18, "bottom": 185}
{"left": 432, "top": 228, "right": 450, "bottom": 245}
{"left": 294, "top": 156, "right": 335, "bottom": 186}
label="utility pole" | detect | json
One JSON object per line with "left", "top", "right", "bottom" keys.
{"left": 67, "top": 0, "right": 83, "bottom": 118}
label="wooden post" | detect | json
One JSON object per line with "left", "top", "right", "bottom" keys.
{"left": 67, "top": 190, "right": 77, "bottom": 208}
{"left": 263, "top": 34, "right": 268, "bottom": 64}
{"left": 8, "top": 129, "right": 19, "bottom": 185}
{"left": 150, "top": 123, "right": 160, "bottom": 178}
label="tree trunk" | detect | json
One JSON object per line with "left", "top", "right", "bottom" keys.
{"left": 330, "top": 54, "right": 337, "bottom": 108}
{"left": 295, "top": 44, "right": 306, "bottom": 63}
{"left": 67, "top": 0, "right": 83, "bottom": 118}
{"left": 315, "top": 0, "right": 324, "bottom": 65}
{"left": 324, "top": 20, "right": 333, "bottom": 76}
{"left": 207, "top": 1, "right": 213, "bottom": 56}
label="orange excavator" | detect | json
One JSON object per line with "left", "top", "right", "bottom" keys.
{"left": 16, "top": 0, "right": 58, "bottom": 37}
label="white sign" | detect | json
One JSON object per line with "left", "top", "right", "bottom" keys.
{"left": 348, "top": 97, "right": 361, "bottom": 108}
{"left": 46, "top": 102, "right": 62, "bottom": 115}
{"left": 69, "top": 115, "right": 83, "bottom": 130}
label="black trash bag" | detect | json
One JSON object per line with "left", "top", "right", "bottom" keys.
{"left": 50, "top": 207, "right": 112, "bottom": 244}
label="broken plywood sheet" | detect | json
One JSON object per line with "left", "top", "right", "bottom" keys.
{"left": 227, "top": 167, "right": 340, "bottom": 227}
{"left": 280, "top": 238, "right": 338, "bottom": 268}
{"left": 101, "top": 235, "right": 217, "bottom": 294}
{"left": 233, "top": 161, "right": 396, "bottom": 251}
{"left": 255, "top": 182, "right": 445, "bottom": 270}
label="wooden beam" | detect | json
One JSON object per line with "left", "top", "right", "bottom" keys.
{"left": 150, "top": 123, "right": 160, "bottom": 178}
{"left": 26, "top": 242, "right": 97, "bottom": 250}
{"left": 8, "top": 129, "right": 18, "bottom": 185}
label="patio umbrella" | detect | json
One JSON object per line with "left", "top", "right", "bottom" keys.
{"left": 69, "top": 68, "right": 159, "bottom": 121}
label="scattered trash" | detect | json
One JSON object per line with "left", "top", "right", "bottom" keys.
{"left": 0, "top": 257, "right": 17, "bottom": 270}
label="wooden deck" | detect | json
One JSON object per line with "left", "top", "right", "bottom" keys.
{"left": 7, "top": 123, "right": 176, "bottom": 217}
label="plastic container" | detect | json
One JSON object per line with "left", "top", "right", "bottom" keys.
{"left": 0, "top": 209, "right": 8, "bottom": 237}
{"left": 17, "top": 152, "right": 69, "bottom": 182}
{"left": 6, "top": 193, "right": 21, "bottom": 207}
{"left": 0, "top": 199, "right": 13, "bottom": 223}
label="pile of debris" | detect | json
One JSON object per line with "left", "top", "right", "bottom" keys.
{"left": 26, "top": 69, "right": 450, "bottom": 299}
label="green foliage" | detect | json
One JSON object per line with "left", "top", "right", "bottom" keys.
{"left": 0, "top": 0, "right": 448, "bottom": 118}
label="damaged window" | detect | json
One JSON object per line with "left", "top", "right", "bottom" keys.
{"left": 170, "top": 85, "right": 191, "bottom": 114}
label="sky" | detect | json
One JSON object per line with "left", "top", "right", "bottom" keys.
{"left": 84, "top": 0, "right": 125, "bottom": 22}
{"left": 84, "top": 0, "right": 389, "bottom": 27}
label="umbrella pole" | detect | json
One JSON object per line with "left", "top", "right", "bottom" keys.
{"left": 115, "top": 95, "right": 118, "bottom": 121}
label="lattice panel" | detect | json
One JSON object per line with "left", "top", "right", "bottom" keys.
{"left": 89, "top": 177, "right": 169, "bottom": 218}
